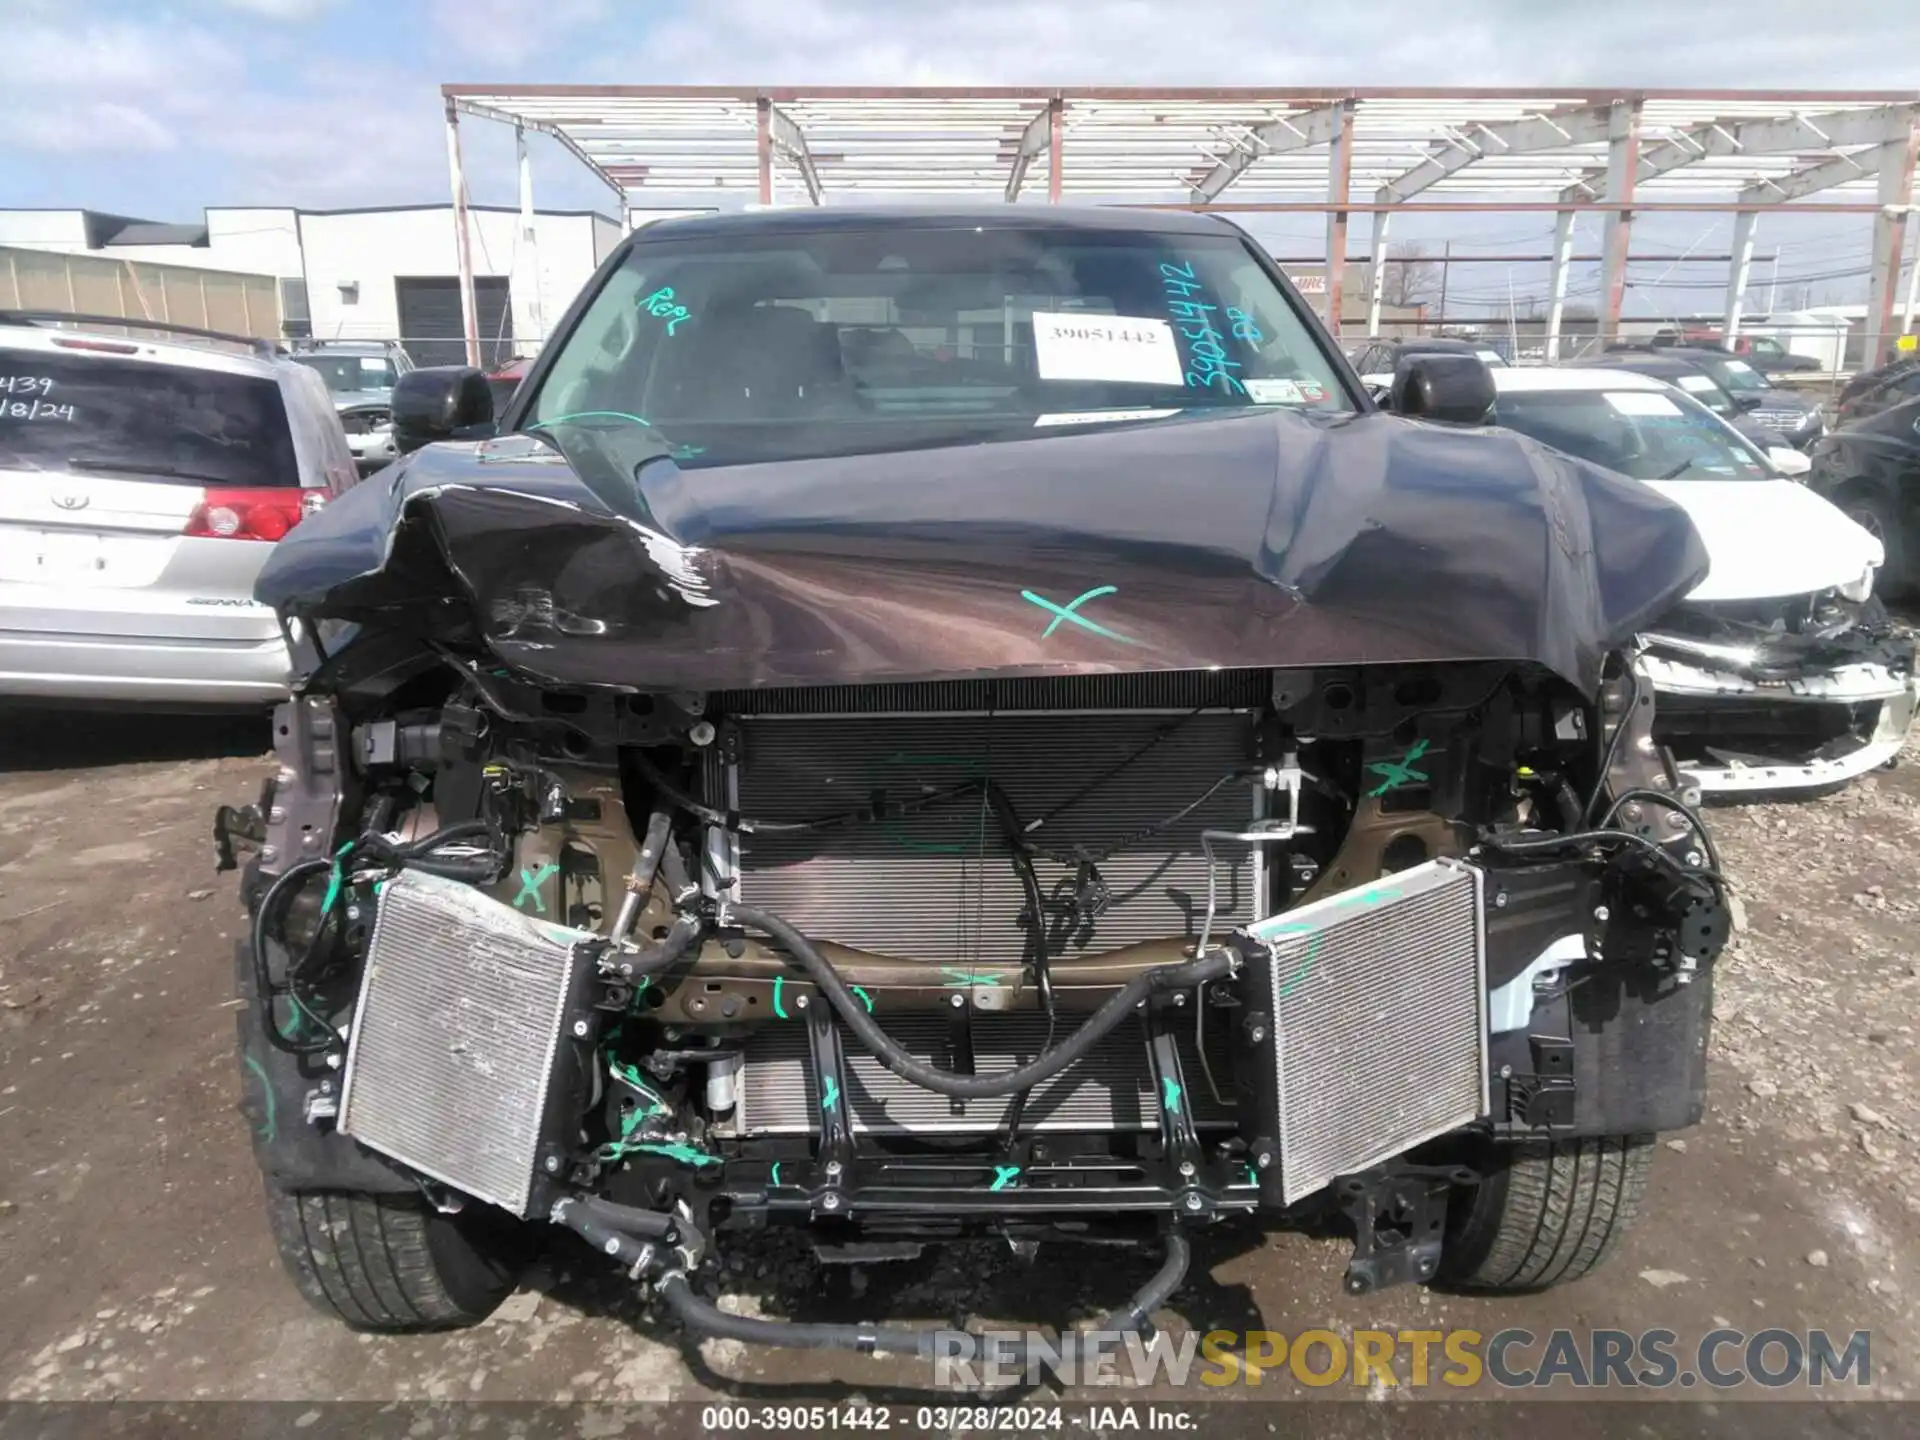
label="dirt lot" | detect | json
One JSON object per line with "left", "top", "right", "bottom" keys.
{"left": 1, "top": 705, "right": 1917, "bottom": 1429}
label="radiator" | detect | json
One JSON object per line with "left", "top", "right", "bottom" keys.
{"left": 734, "top": 1011, "right": 1238, "bottom": 1137}
{"left": 337, "top": 868, "right": 588, "bottom": 1217}
{"left": 717, "top": 710, "right": 1259, "bottom": 970}
{"left": 1245, "top": 859, "right": 1487, "bottom": 1204}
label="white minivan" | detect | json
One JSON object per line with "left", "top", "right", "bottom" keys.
{"left": 0, "top": 314, "right": 355, "bottom": 708}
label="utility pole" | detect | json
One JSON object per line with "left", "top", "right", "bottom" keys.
{"left": 1435, "top": 240, "right": 1451, "bottom": 333}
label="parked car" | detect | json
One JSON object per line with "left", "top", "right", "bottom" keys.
{"left": 1810, "top": 391, "right": 1920, "bottom": 589}
{"left": 484, "top": 355, "right": 532, "bottom": 413}
{"left": 1491, "top": 366, "right": 1912, "bottom": 796}
{"left": 1591, "top": 345, "right": 1824, "bottom": 449}
{"left": 1565, "top": 349, "right": 1781, "bottom": 452}
{"left": 287, "top": 340, "right": 415, "bottom": 474}
{"left": 1351, "top": 334, "right": 1506, "bottom": 391}
{"left": 0, "top": 312, "right": 352, "bottom": 707}
{"left": 1836, "top": 355, "right": 1920, "bottom": 427}
{"left": 1651, "top": 328, "right": 1822, "bottom": 375}
{"left": 225, "top": 206, "right": 1729, "bottom": 1355}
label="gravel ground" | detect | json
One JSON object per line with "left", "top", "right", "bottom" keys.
{"left": 1, "top": 705, "right": 1916, "bottom": 1428}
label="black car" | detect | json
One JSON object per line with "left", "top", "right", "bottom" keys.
{"left": 1565, "top": 350, "right": 1784, "bottom": 452}
{"left": 221, "top": 205, "right": 1724, "bottom": 1358}
{"left": 1606, "top": 345, "right": 1825, "bottom": 449}
{"left": 1837, "top": 355, "right": 1920, "bottom": 427}
{"left": 1811, "top": 392, "right": 1920, "bottom": 587}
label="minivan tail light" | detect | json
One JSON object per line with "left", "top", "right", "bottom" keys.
{"left": 184, "top": 488, "right": 323, "bottom": 542}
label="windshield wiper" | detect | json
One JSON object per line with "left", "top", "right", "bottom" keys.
{"left": 67, "top": 458, "right": 237, "bottom": 484}
{"left": 1656, "top": 459, "right": 1700, "bottom": 480}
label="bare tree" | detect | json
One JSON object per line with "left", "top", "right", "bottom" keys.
{"left": 1378, "top": 242, "right": 1443, "bottom": 309}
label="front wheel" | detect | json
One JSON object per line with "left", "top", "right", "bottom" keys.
{"left": 263, "top": 1184, "right": 524, "bottom": 1331}
{"left": 1838, "top": 491, "right": 1908, "bottom": 595}
{"left": 1439, "top": 1135, "right": 1653, "bottom": 1292}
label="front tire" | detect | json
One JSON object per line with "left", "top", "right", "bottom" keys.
{"left": 1837, "top": 491, "right": 1907, "bottom": 595}
{"left": 263, "top": 1185, "right": 522, "bottom": 1331}
{"left": 1439, "top": 1135, "right": 1653, "bottom": 1292}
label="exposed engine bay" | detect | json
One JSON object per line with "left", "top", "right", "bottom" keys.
{"left": 1643, "top": 590, "right": 1918, "bottom": 794}
{"left": 228, "top": 650, "right": 1728, "bottom": 1355}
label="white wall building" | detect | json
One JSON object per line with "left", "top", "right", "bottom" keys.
{"left": 0, "top": 204, "right": 622, "bottom": 364}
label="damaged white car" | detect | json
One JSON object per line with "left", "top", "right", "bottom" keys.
{"left": 1492, "top": 367, "right": 1917, "bottom": 795}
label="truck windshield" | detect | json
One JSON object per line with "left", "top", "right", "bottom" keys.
{"left": 1494, "top": 387, "right": 1772, "bottom": 482}
{"left": 524, "top": 223, "right": 1353, "bottom": 468}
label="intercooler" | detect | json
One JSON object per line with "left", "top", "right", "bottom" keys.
{"left": 733, "top": 1011, "right": 1237, "bottom": 1137}
{"left": 710, "top": 701, "right": 1262, "bottom": 971}
{"left": 337, "top": 868, "right": 591, "bottom": 1217}
{"left": 1245, "top": 859, "right": 1487, "bottom": 1204}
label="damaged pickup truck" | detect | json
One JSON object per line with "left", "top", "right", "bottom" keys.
{"left": 1491, "top": 366, "right": 1917, "bottom": 796}
{"left": 223, "top": 207, "right": 1729, "bottom": 1358}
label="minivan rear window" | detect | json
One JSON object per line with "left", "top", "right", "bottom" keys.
{"left": 0, "top": 349, "right": 299, "bottom": 487}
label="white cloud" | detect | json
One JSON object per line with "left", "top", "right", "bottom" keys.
{"left": 617, "top": 0, "right": 1919, "bottom": 87}
{"left": 207, "top": 0, "right": 335, "bottom": 17}
{"left": 427, "top": 0, "right": 610, "bottom": 64}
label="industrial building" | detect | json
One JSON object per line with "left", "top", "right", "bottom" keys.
{"left": 0, "top": 202, "right": 622, "bottom": 364}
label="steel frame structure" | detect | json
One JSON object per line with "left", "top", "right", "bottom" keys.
{"left": 441, "top": 84, "right": 1920, "bottom": 366}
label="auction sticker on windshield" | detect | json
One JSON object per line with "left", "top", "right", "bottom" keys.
{"left": 1605, "top": 391, "right": 1682, "bottom": 416}
{"left": 1245, "top": 377, "right": 1303, "bottom": 404}
{"left": 1031, "top": 311, "right": 1184, "bottom": 385}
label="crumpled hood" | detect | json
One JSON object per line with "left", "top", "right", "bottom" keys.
{"left": 256, "top": 407, "right": 1708, "bottom": 696}
{"left": 1646, "top": 478, "right": 1882, "bottom": 603}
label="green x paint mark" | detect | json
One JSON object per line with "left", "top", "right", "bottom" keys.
{"left": 514, "top": 861, "right": 560, "bottom": 912}
{"left": 1366, "top": 738, "right": 1431, "bottom": 798}
{"left": 940, "top": 967, "right": 1007, "bottom": 990}
{"left": 821, "top": 1076, "right": 841, "bottom": 1112}
{"left": 851, "top": 985, "right": 875, "bottom": 1014}
{"left": 1161, "top": 1075, "right": 1183, "bottom": 1115}
{"left": 990, "top": 1165, "right": 1022, "bottom": 1192}
{"left": 1020, "top": 585, "right": 1139, "bottom": 645}
{"left": 772, "top": 974, "right": 788, "bottom": 1019}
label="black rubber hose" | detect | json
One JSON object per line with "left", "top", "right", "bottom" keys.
{"left": 555, "top": 1200, "right": 660, "bottom": 1269}
{"left": 570, "top": 1195, "right": 677, "bottom": 1238}
{"left": 609, "top": 913, "right": 703, "bottom": 980}
{"left": 727, "top": 904, "right": 1235, "bottom": 1100}
{"left": 249, "top": 857, "right": 342, "bottom": 1055}
{"left": 651, "top": 1231, "right": 1191, "bottom": 1360}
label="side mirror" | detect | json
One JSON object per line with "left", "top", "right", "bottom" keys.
{"left": 390, "top": 366, "right": 495, "bottom": 454}
{"left": 1732, "top": 392, "right": 1764, "bottom": 413}
{"left": 1389, "top": 354, "right": 1495, "bottom": 425}
{"left": 1767, "top": 446, "right": 1812, "bottom": 478}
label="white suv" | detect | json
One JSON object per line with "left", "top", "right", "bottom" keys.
{"left": 0, "top": 314, "right": 355, "bottom": 708}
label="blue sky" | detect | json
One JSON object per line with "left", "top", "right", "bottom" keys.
{"left": 5, "top": 0, "right": 1919, "bottom": 312}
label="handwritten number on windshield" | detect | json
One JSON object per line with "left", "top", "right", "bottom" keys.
{"left": 1159, "top": 261, "right": 1245, "bottom": 396}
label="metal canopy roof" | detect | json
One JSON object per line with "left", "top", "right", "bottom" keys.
{"left": 445, "top": 85, "right": 1920, "bottom": 207}
{"left": 438, "top": 84, "right": 1919, "bottom": 370}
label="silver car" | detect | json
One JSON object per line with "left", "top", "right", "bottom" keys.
{"left": 0, "top": 315, "right": 354, "bottom": 708}
{"left": 287, "top": 341, "right": 414, "bottom": 474}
